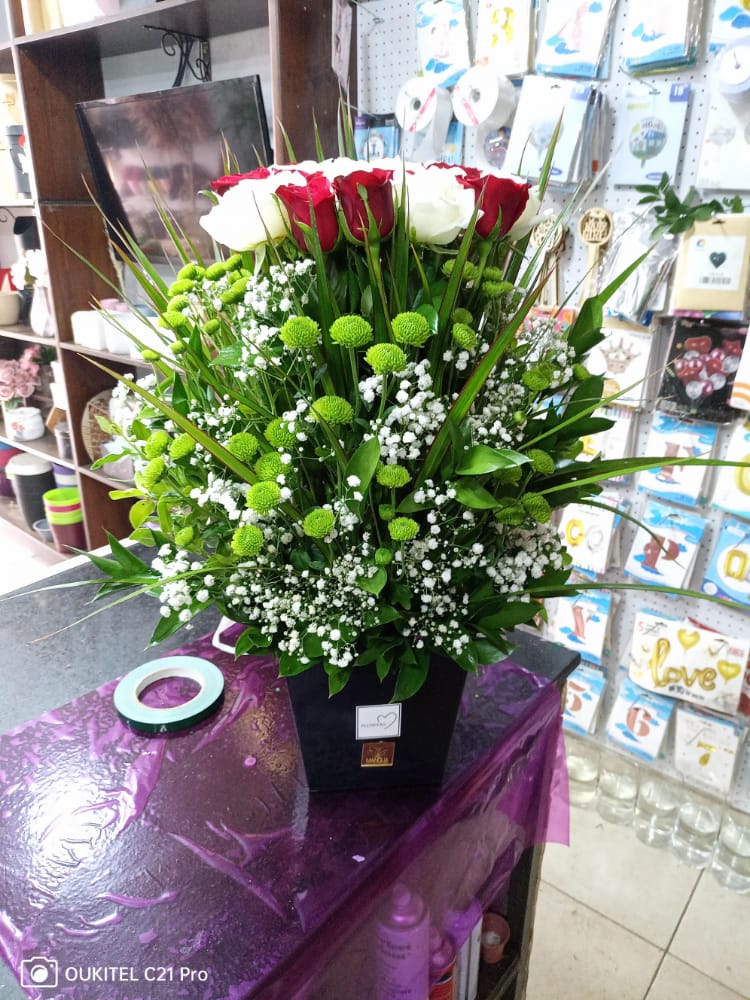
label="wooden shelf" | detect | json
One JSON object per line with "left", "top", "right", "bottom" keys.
{"left": 59, "top": 339, "right": 149, "bottom": 369}
{"left": 0, "top": 326, "right": 54, "bottom": 345}
{"left": 0, "top": 422, "right": 74, "bottom": 468}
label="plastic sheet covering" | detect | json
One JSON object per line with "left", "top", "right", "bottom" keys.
{"left": 0, "top": 629, "right": 568, "bottom": 999}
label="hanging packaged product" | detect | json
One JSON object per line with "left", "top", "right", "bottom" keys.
{"left": 563, "top": 663, "right": 608, "bottom": 736}
{"left": 710, "top": 1, "right": 750, "bottom": 52}
{"left": 658, "top": 320, "right": 746, "bottom": 423}
{"left": 451, "top": 67, "right": 517, "bottom": 130}
{"left": 415, "top": 0, "right": 472, "bottom": 89}
{"left": 535, "top": 0, "right": 616, "bottom": 78}
{"left": 622, "top": 0, "right": 702, "bottom": 73}
{"left": 670, "top": 215, "right": 750, "bottom": 317}
{"left": 712, "top": 418, "right": 750, "bottom": 516}
{"left": 624, "top": 500, "right": 707, "bottom": 591}
{"left": 545, "top": 589, "right": 615, "bottom": 665}
{"left": 475, "top": 0, "right": 536, "bottom": 77}
{"left": 637, "top": 413, "right": 718, "bottom": 507}
{"left": 586, "top": 319, "right": 656, "bottom": 410}
{"left": 702, "top": 516, "right": 750, "bottom": 607}
{"left": 697, "top": 41, "right": 750, "bottom": 191}
{"left": 731, "top": 334, "right": 750, "bottom": 410}
{"left": 610, "top": 83, "right": 691, "bottom": 187}
{"left": 673, "top": 706, "right": 746, "bottom": 795}
{"left": 576, "top": 405, "right": 637, "bottom": 478}
{"left": 557, "top": 488, "right": 627, "bottom": 578}
{"left": 605, "top": 673, "right": 674, "bottom": 762}
{"left": 627, "top": 609, "right": 749, "bottom": 716}
{"left": 354, "top": 114, "right": 401, "bottom": 161}
{"left": 597, "top": 213, "right": 677, "bottom": 327}
{"left": 395, "top": 78, "right": 454, "bottom": 161}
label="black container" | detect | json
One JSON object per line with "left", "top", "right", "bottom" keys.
{"left": 5, "top": 453, "right": 56, "bottom": 529}
{"left": 286, "top": 655, "right": 467, "bottom": 792}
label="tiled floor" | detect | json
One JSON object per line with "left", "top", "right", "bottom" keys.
{"left": 1, "top": 514, "right": 749, "bottom": 1000}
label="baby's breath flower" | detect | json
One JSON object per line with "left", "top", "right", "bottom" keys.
{"left": 247, "top": 481, "right": 282, "bottom": 513}
{"left": 376, "top": 464, "right": 411, "bottom": 488}
{"left": 303, "top": 508, "right": 336, "bottom": 538}
{"left": 169, "top": 434, "right": 195, "bottom": 460}
{"left": 255, "top": 452, "right": 284, "bottom": 480}
{"left": 231, "top": 524, "right": 264, "bottom": 556}
{"left": 388, "top": 517, "right": 419, "bottom": 541}
{"left": 452, "top": 323, "right": 477, "bottom": 351}
{"left": 311, "top": 395, "right": 354, "bottom": 425}
{"left": 365, "top": 343, "right": 408, "bottom": 375}
{"left": 330, "top": 315, "right": 373, "bottom": 348}
{"left": 227, "top": 432, "right": 260, "bottom": 461}
{"left": 264, "top": 417, "right": 297, "bottom": 448}
{"left": 392, "top": 312, "right": 431, "bottom": 347}
{"left": 143, "top": 430, "right": 169, "bottom": 459}
{"left": 280, "top": 316, "right": 321, "bottom": 349}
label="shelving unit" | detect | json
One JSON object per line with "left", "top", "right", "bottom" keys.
{"left": 0, "top": 0, "right": 350, "bottom": 550}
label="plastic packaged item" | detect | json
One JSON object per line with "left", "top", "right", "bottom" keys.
{"left": 54, "top": 421, "right": 72, "bottom": 460}
{"left": 375, "top": 883, "right": 430, "bottom": 1000}
{"left": 444, "top": 897, "right": 482, "bottom": 1000}
{"left": 70, "top": 310, "right": 106, "bottom": 349}
{"left": 428, "top": 928, "right": 457, "bottom": 999}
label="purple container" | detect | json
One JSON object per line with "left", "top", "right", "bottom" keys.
{"left": 375, "top": 884, "right": 430, "bottom": 1000}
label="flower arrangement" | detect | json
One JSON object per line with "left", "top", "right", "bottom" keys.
{"left": 0, "top": 345, "right": 41, "bottom": 406}
{"left": 90, "top": 139, "right": 705, "bottom": 701}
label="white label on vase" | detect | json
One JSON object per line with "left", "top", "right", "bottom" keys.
{"left": 356, "top": 704, "right": 402, "bottom": 740}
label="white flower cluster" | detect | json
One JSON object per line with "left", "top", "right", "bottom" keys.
{"left": 152, "top": 547, "right": 205, "bottom": 624}
{"left": 468, "top": 373, "right": 528, "bottom": 448}
{"left": 486, "top": 522, "right": 567, "bottom": 596}
{"left": 364, "top": 360, "right": 448, "bottom": 463}
{"left": 519, "top": 318, "right": 577, "bottom": 388}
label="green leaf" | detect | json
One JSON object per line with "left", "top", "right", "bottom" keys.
{"left": 453, "top": 642, "right": 479, "bottom": 673}
{"left": 211, "top": 344, "right": 243, "bottom": 368}
{"left": 392, "top": 660, "right": 429, "bottom": 702}
{"left": 479, "top": 602, "right": 539, "bottom": 634}
{"left": 474, "top": 637, "right": 512, "bottom": 666}
{"left": 150, "top": 610, "right": 184, "bottom": 646}
{"left": 453, "top": 479, "right": 499, "bottom": 510}
{"left": 278, "top": 651, "right": 309, "bottom": 677}
{"left": 327, "top": 663, "right": 354, "bottom": 696}
{"left": 303, "top": 632, "right": 325, "bottom": 659}
{"left": 345, "top": 435, "right": 380, "bottom": 494}
{"left": 357, "top": 567, "right": 387, "bottom": 595}
{"left": 416, "top": 303, "right": 439, "bottom": 334}
{"left": 105, "top": 532, "right": 152, "bottom": 576}
{"left": 456, "top": 445, "right": 529, "bottom": 476}
{"left": 129, "top": 499, "right": 154, "bottom": 530}
{"left": 109, "top": 487, "right": 144, "bottom": 500}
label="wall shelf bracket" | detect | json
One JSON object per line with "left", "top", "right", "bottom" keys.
{"left": 144, "top": 26, "right": 212, "bottom": 87}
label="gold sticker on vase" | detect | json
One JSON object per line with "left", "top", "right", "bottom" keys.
{"left": 361, "top": 741, "right": 396, "bottom": 768}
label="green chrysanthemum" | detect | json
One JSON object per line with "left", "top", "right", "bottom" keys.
{"left": 255, "top": 452, "right": 284, "bottom": 481}
{"left": 280, "top": 316, "right": 321, "bottom": 349}
{"left": 527, "top": 449, "right": 555, "bottom": 475}
{"left": 482, "top": 281, "right": 508, "bottom": 299}
{"left": 264, "top": 417, "right": 297, "bottom": 448}
{"left": 522, "top": 492, "right": 552, "bottom": 523}
{"left": 330, "top": 315, "right": 373, "bottom": 348}
{"left": 483, "top": 266, "right": 503, "bottom": 282}
{"left": 174, "top": 526, "right": 194, "bottom": 547}
{"left": 140, "top": 456, "right": 165, "bottom": 490}
{"left": 388, "top": 517, "right": 419, "bottom": 542}
{"left": 443, "top": 260, "right": 478, "bottom": 281}
{"left": 375, "top": 464, "right": 411, "bottom": 488}
{"left": 227, "top": 432, "right": 260, "bottom": 462}
{"left": 169, "top": 434, "right": 196, "bottom": 460}
{"left": 161, "top": 310, "right": 189, "bottom": 329}
{"left": 220, "top": 277, "right": 249, "bottom": 305}
{"left": 573, "top": 363, "right": 590, "bottom": 381}
{"left": 311, "top": 395, "right": 354, "bottom": 425}
{"left": 169, "top": 339, "right": 188, "bottom": 354}
{"left": 453, "top": 307, "right": 473, "bottom": 325}
{"left": 378, "top": 503, "right": 396, "bottom": 521}
{"left": 392, "top": 312, "right": 431, "bottom": 347}
{"left": 141, "top": 348, "right": 160, "bottom": 362}
{"left": 374, "top": 547, "right": 393, "bottom": 566}
{"left": 203, "top": 318, "right": 221, "bottom": 337}
{"left": 302, "top": 508, "right": 336, "bottom": 538}
{"left": 167, "top": 278, "right": 195, "bottom": 296}
{"left": 167, "top": 294, "right": 190, "bottom": 313}
{"left": 247, "top": 481, "right": 282, "bottom": 513}
{"left": 224, "top": 254, "right": 243, "bottom": 272}
{"left": 495, "top": 503, "right": 526, "bottom": 526}
{"left": 365, "top": 343, "right": 408, "bottom": 375}
{"left": 177, "top": 263, "right": 202, "bottom": 281}
{"left": 452, "top": 323, "right": 477, "bottom": 351}
{"left": 205, "top": 261, "right": 228, "bottom": 280}
{"left": 231, "top": 524, "right": 264, "bottom": 557}
{"left": 143, "top": 430, "right": 170, "bottom": 460}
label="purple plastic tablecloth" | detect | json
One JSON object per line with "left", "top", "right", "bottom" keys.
{"left": 0, "top": 631, "right": 568, "bottom": 999}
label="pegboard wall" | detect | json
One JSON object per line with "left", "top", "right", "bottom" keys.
{"left": 356, "top": 0, "right": 750, "bottom": 808}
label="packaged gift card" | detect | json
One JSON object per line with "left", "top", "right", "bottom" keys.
{"left": 658, "top": 319, "right": 746, "bottom": 423}
{"left": 628, "top": 609, "right": 749, "bottom": 716}
{"left": 622, "top": 0, "right": 699, "bottom": 73}
{"left": 625, "top": 500, "right": 706, "bottom": 590}
{"left": 606, "top": 674, "right": 674, "bottom": 762}
{"left": 610, "top": 83, "right": 691, "bottom": 187}
{"left": 535, "top": 0, "right": 616, "bottom": 78}
{"left": 415, "top": 0, "right": 472, "bottom": 89}
{"left": 673, "top": 705, "right": 746, "bottom": 794}
{"left": 475, "top": 0, "right": 535, "bottom": 77}
{"left": 671, "top": 217, "right": 750, "bottom": 315}
{"left": 702, "top": 516, "right": 750, "bottom": 606}
{"left": 711, "top": 418, "right": 750, "bottom": 519}
{"left": 558, "top": 489, "right": 624, "bottom": 577}
{"left": 740, "top": 652, "right": 750, "bottom": 716}
{"left": 545, "top": 590, "right": 613, "bottom": 665}
{"left": 730, "top": 331, "right": 750, "bottom": 410}
{"left": 578, "top": 406, "right": 636, "bottom": 478}
{"left": 563, "top": 662, "right": 607, "bottom": 736}
{"left": 586, "top": 319, "right": 655, "bottom": 409}
{"left": 638, "top": 413, "right": 717, "bottom": 507}
{"left": 710, "top": 2, "right": 750, "bottom": 50}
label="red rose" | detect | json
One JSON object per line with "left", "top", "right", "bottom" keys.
{"left": 458, "top": 173, "right": 530, "bottom": 239}
{"left": 210, "top": 167, "right": 271, "bottom": 196}
{"left": 333, "top": 168, "right": 395, "bottom": 241}
{"left": 275, "top": 174, "right": 339, "bottom": 252}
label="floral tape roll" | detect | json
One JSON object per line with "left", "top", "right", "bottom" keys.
{"left": 113, "top": 656, "right": 225, "bottom": 735}
{"left": 716, "top": 40, "right": 750, "bottom": 108}
{"left": 452, "top": 67, "right": 517, "bottom": 129}
{"left": 395, "top": 77, "right": 452, "bottom": 159}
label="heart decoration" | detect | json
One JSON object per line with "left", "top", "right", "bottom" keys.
{"left": 717, "top": 659, "right": 741, "bottom": 682}
{"left": 677, "top": 628, "right": 700, "bottom": 651}
{"left": 376, "top": 712, "right": 398, "bottom": 728}
{"left": 709, "top": 252, "right": 727, "bottom": 269}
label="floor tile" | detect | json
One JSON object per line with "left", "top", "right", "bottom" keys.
{"left": 526, "top": 882, "right": 662, "bottom": 1000}
{"left": 646, "top": 955, "right": 746, "bottom": 1000}
{"left": 670, "top": 873, "right": 750, "bottom": 997}
{"left": 541, "top": 803, "right": 700, "bottom": 947}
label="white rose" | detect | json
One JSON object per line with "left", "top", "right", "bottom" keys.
{"left": 404, "top": 165, "right": 476, "bottom": 245}
{"left": 507, "top": 184, "right": 542, "bottom": 241}
{"left": 199, "top": 172, "right": 306, "bottom": 251}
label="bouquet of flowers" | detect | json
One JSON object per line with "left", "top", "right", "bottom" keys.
{"left": 91, "top": 143, "right": 692, "bottom": 700}
{"left": 0, "top": 345, "right": 41, "bottom": 406}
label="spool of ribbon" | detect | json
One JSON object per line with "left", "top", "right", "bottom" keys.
{"left": 395, "top": 77, "right": 452, "bottom": 159}
{"left": 113, "top": 656, "right": 225, "bottom": 735}
{"left": 451, "top": 67, "right": 517, "bottom": 129}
